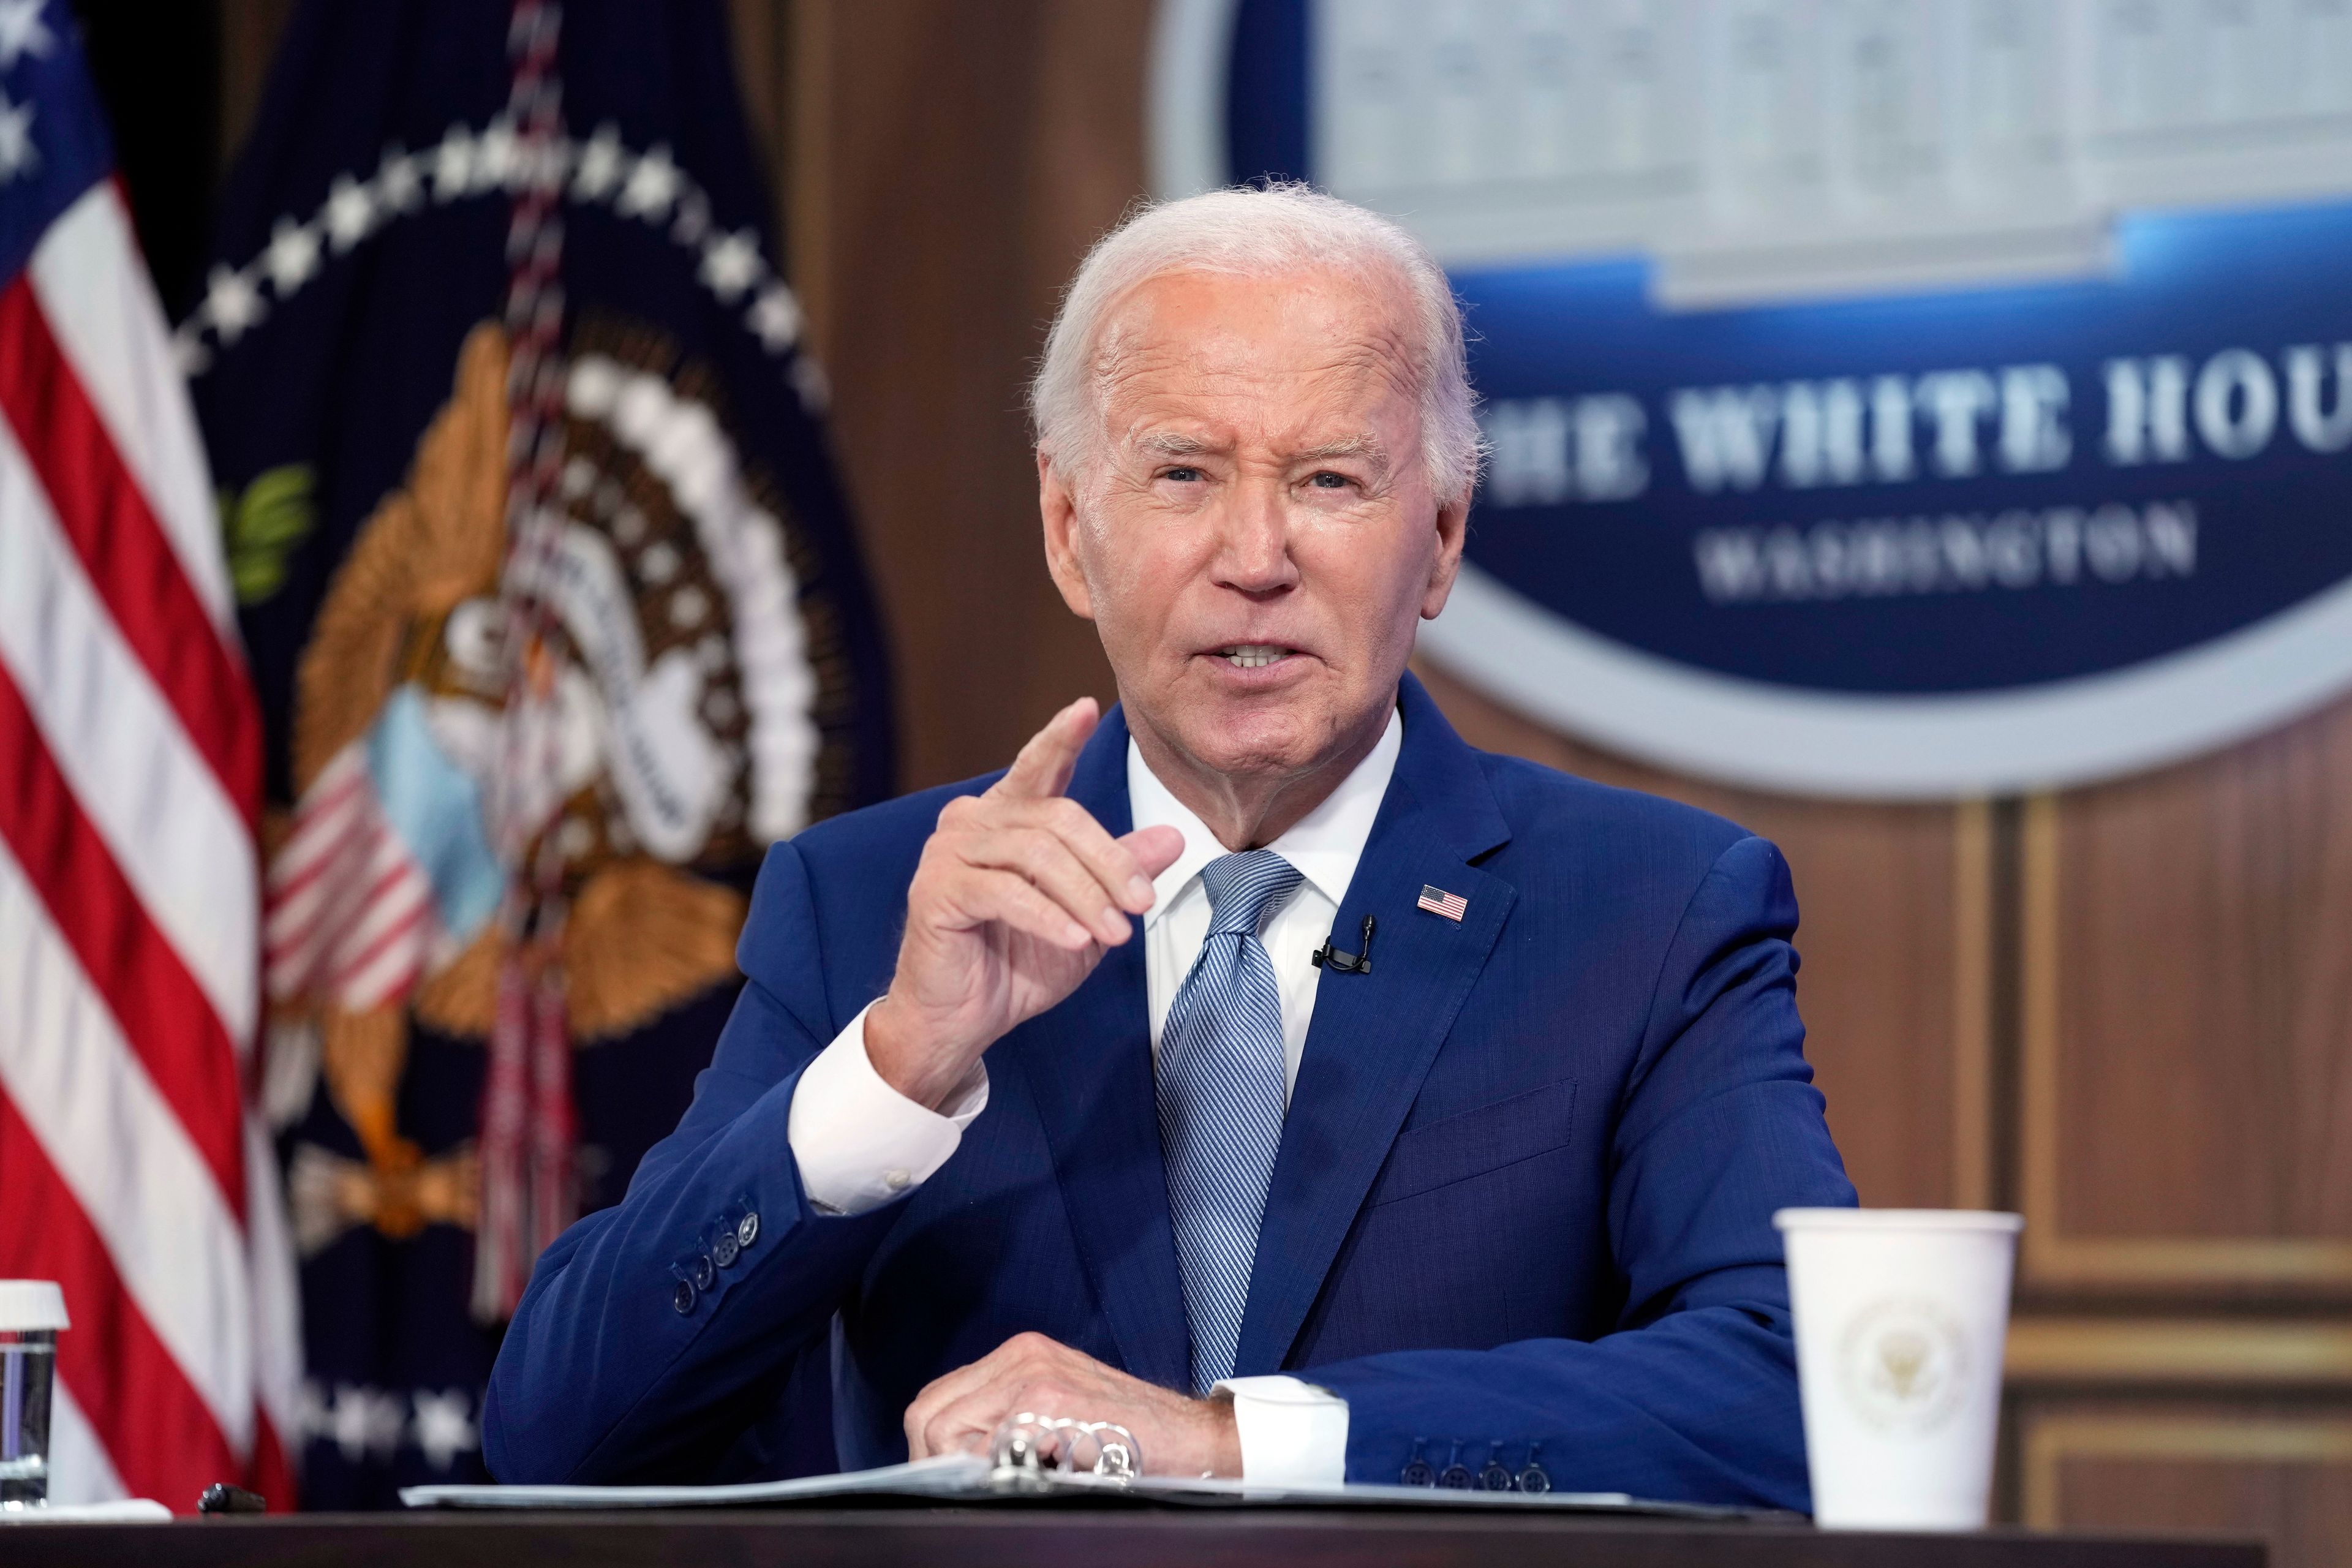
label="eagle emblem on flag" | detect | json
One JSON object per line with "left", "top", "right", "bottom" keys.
{"left": 266, "top": 313, "right": 839, "bottom": 1276}
{"left": 176, "top": 0, "right": 894, "bottom": 1501}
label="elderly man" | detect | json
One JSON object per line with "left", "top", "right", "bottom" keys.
{"left": 484, "top": 185, "right": 1854, "bottom": 1506}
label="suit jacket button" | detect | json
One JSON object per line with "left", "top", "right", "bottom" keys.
{"left": 1479, "top": 1456, "right": 1515, "bottom": 1491}
{"left": 691, "top": 1253, "right": 717, "bottom": 1292}
{"left": 1400, "top": 1439, "right": 1435, "bottom": 1487}
{"left": 1517, "top": 1463, "right": 1551, "bottom": 1494}
{"left": 671, "top": 1280, "right": 696, "bottom": 1315}
{"left": 1434, "top": 1440, "right": 1475, "bottom": 1490}
{"left": 713, "top": 1231, "right": 741, "bottom": 1268}
{"left": 736, "top": 1212, "right": 760, "bottom": 1249}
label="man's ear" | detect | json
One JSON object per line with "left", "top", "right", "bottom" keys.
{"left": 1039, "top": 450, "right": 1096, "bottom": 620}
{"left": 1420, "top": 495, "right": 1469, "bottom": 620}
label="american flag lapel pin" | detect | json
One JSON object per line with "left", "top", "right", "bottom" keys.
{"left": 1416, "top": 884, "right": 1468, "bottom": 922}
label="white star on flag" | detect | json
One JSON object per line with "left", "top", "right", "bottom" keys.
{"left": 748, "top": 285, "right": 802, "bottom": 352}
{"left": 262, "top": 216, "right": 320, "bottom": 293}
{"left": 573, "top": 123, "right": 624, "bottom": 198}
{"left": 430, "top": 123, "right": 475, "bottom": 202}
{"left": 0, "top": 0, "right": 54, "bottom": 69}
{"left": 323, "top": 173, "right": 377, "bottom": 251}
{"left": 617, "top": 143, "right": 680, "bottom": 219}
{"left": 375, "top": 149, "right": 422, "bottom": 213}
{"left": 473, "top": 116, "right": 518, "bottom": 191}
{"left": 203, "top": 263, "right": 265, "bottom": 342}
{"left": 326, "top": 1384, "right": 407, "bottom": 1463}
{"left": 699, "top": 229, "right": 761, "bottom": 301}
{"left": 410, "top": 1390, "right": 478, "bottom": 1471}
{"left": 0, "top": 89, "right": 34, "bottom": 184}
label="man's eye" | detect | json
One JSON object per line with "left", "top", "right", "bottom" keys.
{"left": 1163, "top": 466, "right": 1202, "bottom": 483}
{"left": 1309, "top": 471, "right": 1351, "bottom": 489}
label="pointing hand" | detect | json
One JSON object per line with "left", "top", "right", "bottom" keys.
{"left": 864, "top": 699, "right": 1185, "bottom": 1110}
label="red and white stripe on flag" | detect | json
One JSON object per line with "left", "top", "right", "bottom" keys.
{"left": 1416, "top": 885, "right": 1469, "bottom": 922}
{"left": 0, "top": 179, "right": 301, "bottom": 1509}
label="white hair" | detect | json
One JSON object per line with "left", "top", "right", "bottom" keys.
{"left": 1030, "top": 183, "right": 1486, "bottom": 507}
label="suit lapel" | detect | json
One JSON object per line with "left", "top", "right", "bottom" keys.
{"left": 1235, "top": 674, "right": 1516, "bottom": 1376}
{"left": 1003, "top": 706, "right": 1192, "bottom": 1390}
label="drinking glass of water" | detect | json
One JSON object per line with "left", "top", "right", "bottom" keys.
{"left": 0, "top": 1282, "right": 67, "bottom": 1511}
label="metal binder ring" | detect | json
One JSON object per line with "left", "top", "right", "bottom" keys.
{"left": 989, "top": 1413, "right": 1144, "bottom": 1483}
{"left": 1079, "top": 1422, "right": 1140, "bottom": 1480}
{"left": 992, "top": 1413, "right": 1055, "bottom": 1482}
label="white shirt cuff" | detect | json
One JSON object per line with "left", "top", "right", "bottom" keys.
{"left": 785, "top": 1001, "right": 988, "bottom": 1216}
{"left": 1216, "top": 1374, "right": 1349, "bottom": 1487}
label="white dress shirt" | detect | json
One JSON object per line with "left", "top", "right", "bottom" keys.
{"left": 785, "top": 709, "right": 1401, "bottom": 1485}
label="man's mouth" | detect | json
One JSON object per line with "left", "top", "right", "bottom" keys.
{"left": 1215, "top": 643, "right": 1295, "bottom": 669}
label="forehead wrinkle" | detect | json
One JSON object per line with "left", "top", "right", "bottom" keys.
{"left": 1082, "top": 274, "right": 1429, "bottom": 486}
{"left": 1093, "top": 274, "right": 1421, "bottom": 387}
{"left": 1104, "top": 341, "right": 1419, "bottom": 444}
{"left": 1111, "top": 332, "right": 1414, "bottom": 398}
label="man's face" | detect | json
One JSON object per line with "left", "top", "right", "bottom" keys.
{"left": 1040, "top": 267, "right": 1466, "bottom": 789}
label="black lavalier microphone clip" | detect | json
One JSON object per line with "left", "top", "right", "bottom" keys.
{"left": 1312, "top": 914, "right": 1375, "bottom": 975}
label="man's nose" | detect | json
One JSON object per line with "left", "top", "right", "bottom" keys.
{"left": 1210, "top": 484, "right": 1298, "bottom": 595}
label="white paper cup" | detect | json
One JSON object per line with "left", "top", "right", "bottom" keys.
{"left": 1774, "top": 1208, "right": 2021, "bottom": 1531}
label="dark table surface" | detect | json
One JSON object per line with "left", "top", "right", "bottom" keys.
{"left": 0, "top": 1506, "right": 2266, "bottom": 1568}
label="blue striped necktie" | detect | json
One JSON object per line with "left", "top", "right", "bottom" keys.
{"left": 1157, "top": 849, "right": 1305, "bottom": 1396}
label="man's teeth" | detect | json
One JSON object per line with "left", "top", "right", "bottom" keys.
{"left": 1220, "top": 644, "right": 1291, "bottom": 669}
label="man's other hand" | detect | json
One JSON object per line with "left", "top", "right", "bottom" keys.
{"left": 903, "top": 1332, "right": 1242, "bottom": 1478}
{"left": 864, "top": 698, "right": 1185, "bottom": 1111}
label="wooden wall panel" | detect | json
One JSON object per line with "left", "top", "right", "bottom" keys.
{"left": 791, "top": 0, "right": 1151, "bottom": 793}
{"left": 1414, "top": 665, "right": 1984, "bottom": 1211}
{"left": 2016, "top": 1401, "right": 2352, "bottom": 1568}
{"left": 2023, "top": 690, "right": 2352, "bottom": 1297}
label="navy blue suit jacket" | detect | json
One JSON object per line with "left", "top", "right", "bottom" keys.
{"left": 484, "top": 674, "right": 1856, "bottom": 1506}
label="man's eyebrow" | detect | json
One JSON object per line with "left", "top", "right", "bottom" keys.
{"left": 1124, "top": 431, "right": 1392, "bottom": 467}
{"left": 1292, "top": 435, "right": 1390, "bottom": 469}
{"left": 1131, "top": 431, "right": 1218, "bottom": 458}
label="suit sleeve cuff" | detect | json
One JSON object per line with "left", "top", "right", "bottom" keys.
{"left": 785, "top": 1001, "right": 987, "bottom": 1216}
{"left": 1216, "top": 1374, "right": 1349, "bottom": 1488}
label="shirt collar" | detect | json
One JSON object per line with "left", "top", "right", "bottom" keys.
{"left": 1126, "top": 706, "right": 1403, "bottom": 927}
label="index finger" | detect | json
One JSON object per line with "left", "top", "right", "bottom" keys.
{"left": 988, "top": 696, "right": 1100, "bottom": 801}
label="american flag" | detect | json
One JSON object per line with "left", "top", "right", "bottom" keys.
{"left": 1417, "top": 884, "right": 1469, "bottom": 922}
{"left": 0, "top": 1, "right": 298, "bottom": 1511}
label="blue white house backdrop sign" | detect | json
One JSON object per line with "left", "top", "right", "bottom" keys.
{"left": 1153, "top": 0, "right": 2352, "bottom": 798}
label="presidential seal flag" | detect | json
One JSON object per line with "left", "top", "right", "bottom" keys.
{"left": 182, "top": 0, "right": 893, "bottom": 1504}
{"left": 0, "top": 0, "right": 301, "bottom": 1512}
